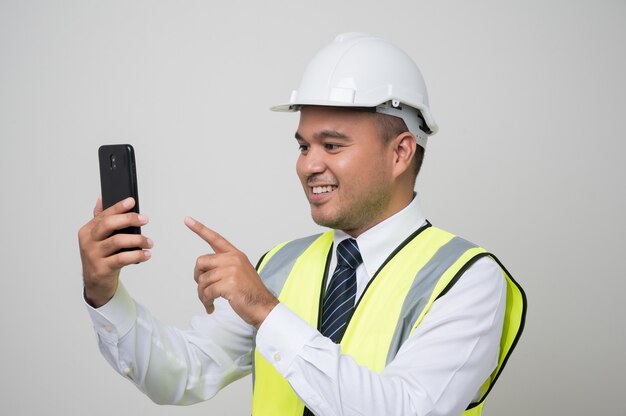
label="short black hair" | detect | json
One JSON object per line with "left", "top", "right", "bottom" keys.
{"left": 370, "top": 112, "right": 425, "bottom": 180}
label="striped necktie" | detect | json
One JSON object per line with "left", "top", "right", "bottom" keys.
{"left": 321, "top": 238, "right": 363, "bottom": 343}
{"left": 303, "top": 239, "right": 363, "bottom": 416}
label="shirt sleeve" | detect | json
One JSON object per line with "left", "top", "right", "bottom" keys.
{"left": 86, "top": 283, "right": 255, "bottom": 405}
{"left": 255, "top": 256, "right": 507, "bottom": 416}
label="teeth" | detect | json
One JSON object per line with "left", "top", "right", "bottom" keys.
{"left": 312, "top": 186, "right": 336, "bottom": 194}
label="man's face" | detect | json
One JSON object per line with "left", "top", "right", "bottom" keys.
{"left": 295, "top": 106, "right": 397, "bottom": 237}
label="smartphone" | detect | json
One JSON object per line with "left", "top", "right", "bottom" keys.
{"left": 98, "top": 144, "right": 141, "bottom": 240}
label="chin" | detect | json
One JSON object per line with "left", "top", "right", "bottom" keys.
{"left": 311, "top": 211, "right": 337, "bottom": 228}
{"left": 311, "top": 212, "right": 351, "bottom": 231}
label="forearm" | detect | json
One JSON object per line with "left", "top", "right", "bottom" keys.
{"left": 86, "top": 284, "right": 254, "bottom": 405}
{"left": 257, "top": 304, "right": 434, "bottom": 415}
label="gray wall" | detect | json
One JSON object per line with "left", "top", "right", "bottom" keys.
{"left": 1, "top": 1, "right": 624, "bottom": 414}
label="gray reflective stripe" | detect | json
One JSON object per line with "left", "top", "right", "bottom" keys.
{"left": 259, "top": 234, "right": 323, "bottom": 297}
{"left": 385, "top": 236, "right": 478, "bottom": 365}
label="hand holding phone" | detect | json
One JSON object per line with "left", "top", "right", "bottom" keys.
{"left": 79, "top": 144, "right": 150, "bottom": 307}
{"left": 79, "top": 197, "right": 151, "bottom": 308}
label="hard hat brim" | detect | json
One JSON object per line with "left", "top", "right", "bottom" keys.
{"left": 270, "top": 101, "right": 438, "bottom": 136}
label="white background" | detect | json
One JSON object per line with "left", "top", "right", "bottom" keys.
{"left": 1, "top": 1, "right": 624, "bottom": 415}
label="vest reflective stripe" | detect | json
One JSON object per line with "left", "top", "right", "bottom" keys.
{"left": 257, "top": 234, "right": 323, "bottom": 298}
{"left": 252, "top": 226, "right": 526, "bottom": 416}
{"left": 385, "top": 234, "right": 478, "bottom": 365}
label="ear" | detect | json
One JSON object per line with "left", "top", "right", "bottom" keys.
{"left": 390, "top": 132, "right": 417, "bottom": 179}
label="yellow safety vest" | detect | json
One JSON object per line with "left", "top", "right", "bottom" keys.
{"left": 252, "top": 224, "right": 526, "bottom": 416}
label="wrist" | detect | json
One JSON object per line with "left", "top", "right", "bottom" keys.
{"left": 83, "top": 283, "right": 117, "bottom": 308}
{"left": 253, "top": 297, "right": 279, "bottom": 330}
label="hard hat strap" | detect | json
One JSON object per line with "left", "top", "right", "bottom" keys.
{"left": 375, "top": 101, "right": 428, "bottom": 149}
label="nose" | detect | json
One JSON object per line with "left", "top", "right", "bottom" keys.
{"left": 297, "top": 146, "right": 327, "bottom": 177}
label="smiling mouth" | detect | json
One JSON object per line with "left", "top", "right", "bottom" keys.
{"left": 311, "top": 185, "right": 337, "bottom": 194}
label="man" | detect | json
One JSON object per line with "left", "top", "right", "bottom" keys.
{"left": 79, "top": 33, "right": 526, "bottom": 416}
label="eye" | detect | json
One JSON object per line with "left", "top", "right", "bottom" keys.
{"left": 324, "top": 143, "right": 340, "bottom": 151}
{"left": 298, "top": 143, "right": 309, "bottom": 153}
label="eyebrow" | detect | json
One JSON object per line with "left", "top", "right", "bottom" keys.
{"left": 294, "top": 130, "right": 349, "bottom": 141}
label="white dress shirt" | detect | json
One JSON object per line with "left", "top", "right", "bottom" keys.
{"left": 87, "top": 195, "right": 506, "bottom": 415}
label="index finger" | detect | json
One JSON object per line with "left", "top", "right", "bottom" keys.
{"left": 93, "top": 196, "right": 103, "bottom": 217}
{"left": 184, "top": 216, "right": 236, "bottom": 253}
{"left": 97, "top": 197, "right": 136, "bottom": 218}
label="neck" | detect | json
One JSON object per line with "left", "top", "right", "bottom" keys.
{"left": 342, "top": 190, "right": 415, "bottom": 238}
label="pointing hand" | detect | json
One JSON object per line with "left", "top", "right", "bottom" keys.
{"left": 185, "top": 216, "right": 278, "bottom": 329}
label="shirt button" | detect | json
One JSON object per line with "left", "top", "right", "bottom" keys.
{"left": 122, "top": 367, "right": 132, "bottom": 376}
{"left": 103, "top": 324, "right": 113, "bottom": 333}
{"left": 273, "top": 352, "right": 282, "bottom": 362}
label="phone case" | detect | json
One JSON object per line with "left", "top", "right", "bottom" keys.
{"left": 98, "top": 144, "right": 141, "bottom": 237}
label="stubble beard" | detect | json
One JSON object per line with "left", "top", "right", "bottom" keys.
{"left": 311, "top": 184, "right": 392, "bottom": 235}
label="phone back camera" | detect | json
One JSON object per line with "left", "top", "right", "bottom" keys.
{"left": 110, "top": 154, "right": 117, "bottom": 170}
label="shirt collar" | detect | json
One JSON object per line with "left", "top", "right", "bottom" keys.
{"left": 333, "top": 194, "right": 427, "bottom": 277}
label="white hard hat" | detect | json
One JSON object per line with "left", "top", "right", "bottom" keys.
{"left": 271, "top": 32, "right": 438, "bottom": 148}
